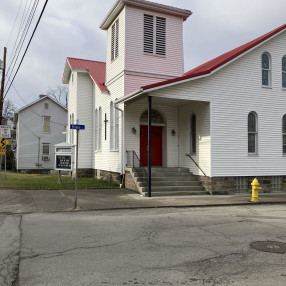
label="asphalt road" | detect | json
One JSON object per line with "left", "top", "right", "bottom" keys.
{"left": 1, "top": 205, "right": 286, "bottom": 285}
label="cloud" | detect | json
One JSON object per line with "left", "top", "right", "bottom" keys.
{"left": 1, "top": 0, "right": 285, "bottom": 106}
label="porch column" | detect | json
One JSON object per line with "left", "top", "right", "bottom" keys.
{"left": 148, "top": 95, "right": 152, "bottom": 197}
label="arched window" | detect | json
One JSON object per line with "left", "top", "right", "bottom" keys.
{"left": 262, "top": 53, "right": 271, "bottom": 86}
{"left": 140, "top": 109, "right": 165, "bottom": 125}
{"left": 115, "top": 108, "right": 119, "bottom": 150}
{"left": 248, "top": 112, "right": 257, "bottom": 154}
{"left": 190, "top": 114, "right": 196, "bottom": 154}
{"left": 95, "top": 109, "right": 98, "bottom": 151}
{"left": 282, "top": 56, "right": 286, "bottom": 88}
{"left": 283, "top": 115, "right": 286, "bottom": 154}
{"left": 98, "top": 107, "right": 102, "bottom": 151}
{"left": 110, "top": 101, "right": 114, "bottom": 150}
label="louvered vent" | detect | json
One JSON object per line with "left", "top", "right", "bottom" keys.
{"left": 156, "top": 17, "right": 166, "bottom": 56}
{"left": 144, "top": 14, "right": 154, "bottom": 54}
{"left": 111, "top": 19, "right": 119, "bottom": 61}
{"left": 111, "top": 24, "right": 115, "bottom": 61}
{"left": 115, "top": 20, "right": 119, "bottom": 58}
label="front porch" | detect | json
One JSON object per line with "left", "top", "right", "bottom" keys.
{"left": 120, "top": 93, "right": 211, "bottom": 196}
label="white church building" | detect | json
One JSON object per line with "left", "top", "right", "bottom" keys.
{"left": 62, "top": 0, "right": 286, "bottom": 196}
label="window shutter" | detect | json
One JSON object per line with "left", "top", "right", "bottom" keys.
{"left": 111, "top": 24, "right": 115, "bottom": 61}
{"left": 156, "top": 17, "right": 166, "bottom": 56}
{"left": 115, "top": 20, "right": 119, "bottom": 59}
{"left": 144, "top": 15, "right": 154, "bottom": 54}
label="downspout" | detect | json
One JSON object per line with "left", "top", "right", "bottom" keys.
{"left": 115, "top": 104, "right": 125, "bottom": 186}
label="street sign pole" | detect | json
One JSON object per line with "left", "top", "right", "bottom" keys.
{"left": 74, "top": 128, "right": 79, "bottom": 210}
{"left": 4, "top": 139, "right": 6, "bottom": 179}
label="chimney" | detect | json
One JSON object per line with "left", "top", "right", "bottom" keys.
{"left": 39, "top": 94, "right": 46, "bottom": 98}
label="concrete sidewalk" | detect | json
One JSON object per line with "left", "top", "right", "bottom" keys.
{"left": 1, "top": 188, "right": 286, "bottom": 213}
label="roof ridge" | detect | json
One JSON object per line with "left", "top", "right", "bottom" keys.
{"left": 67, "top": 57, "right": 106, "bottom": 64}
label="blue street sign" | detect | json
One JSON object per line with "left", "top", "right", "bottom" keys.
{"left": 70, "top": 124, "right": 85, "bottom": 130}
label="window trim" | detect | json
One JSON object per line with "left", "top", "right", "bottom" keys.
{"left": 262, "top": 52, "right": 271, "bottom": 87}
{"left": 282, "top": 114, "right": 286, "bottom": 155}
{"left": 43, "top": 116, "right": 51, "bottom": 133}
{"left": 115, "top": 108, "right": 119, "bottom": 151}
{"left": 248, "top": 112, "right": 258, "bottom": 155}
{"left": 42, "top": 143, "right": 50, "bottom": 155}
{"left": 144, "top": 14, "right": 166, "bottom": 57}
{"left": 190, "top": 114, "right": 196, "bottom": 155}
{"left": 98, "top": 107, "right": 102, "bottom": 151}
{"left": 111, "top": 19, "right": 119, "bottom": 62}
{"left": 282, "top": 56, "right": 286, "bottom": 89}
{"left": 95, "top": 109, "right": 98, "bottom": 151}
{"left": 110, "top": 102, "right": 114, "bottom": 150}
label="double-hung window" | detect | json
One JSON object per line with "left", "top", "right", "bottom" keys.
{"left": 144, "top": 14, "right": 166, "bottom": 56}
{"left": 190, "top": 114, "right": 196, "bottom": 154}
{"left": 43, "top": 116, "right": 51, "bottom": 133}
{"left": 282, "top": 56, "right": 286, "bottom": 88}
{"left": 283, "top": 115, "right": 286, "bottom": 154}
{"left": 262, "top": 53, "right": 271, "bottom": 86}
{"left": 248, "top": 112, "right": 257, "bottom": 154}
{"left": 110, "top": 102, "right": 114, "bottom": 150}
{"left": 111, "top": 19, "right": 119, "bottom": 61}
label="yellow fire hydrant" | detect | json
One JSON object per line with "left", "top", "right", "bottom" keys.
{"left": 250, "top": 178, "right": 262, "bottom": 202}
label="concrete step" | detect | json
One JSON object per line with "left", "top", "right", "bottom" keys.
{"left": 138, "top": 180, "right": 201, "bottom": 187}
{"left": 136, "top": 176, "right": 197, "bottom": 182}
{"left": 150, "top": 167, "right": 190, "bottom": 173}
{"left": 141, "top": 186, "right": 205, "bottom": 192}
{"left": 142, "top": 190, "right": 208, "bottom": 196}
{"left": 136, "top": 172, "right": 195, "bottom": 178}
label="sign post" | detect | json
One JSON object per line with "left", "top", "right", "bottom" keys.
{"left": 70, "top": 124, "right": 85, "bottom": 209}
{"left": 0, "top": 125, "right": 11, "bottom": 179}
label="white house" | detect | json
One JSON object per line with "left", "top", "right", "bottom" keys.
{"left": 16, "top": 95, "right": 67, "bottom": 172}
{"left": 62, "top": 0, "right": 286, "bottom": 195}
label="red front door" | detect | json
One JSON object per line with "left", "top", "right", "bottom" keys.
{"left": 140, "top": 125, "right": 162, "bottom": 166}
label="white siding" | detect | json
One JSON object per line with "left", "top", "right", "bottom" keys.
{"left": 76, "top": 73, "right": 94, "bottom": 168}
{"left": 125, "top": 5, "right": 184, "bottom": 77}
{"left": 93, "top": 76, "right": 124, "bottom": 173}
{"left": 146, "top": 30, "right": 286, "bottom": 177}
{"left": 210, "top": 30, "right": 286, "bottom": 176}
{"left": 105, "top": 8, "right": 125, "bottom": 84}
{"left": 125, "top": 102, "right": 179, "bottom": 167}
{"left": 16, "top": 98, "right": 67, "bottom": 170}
{"left": 178, "top": 102, "right": 210, "bottom": 176}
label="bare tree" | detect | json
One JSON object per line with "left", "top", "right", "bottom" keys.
{"left": 47, "top": 85, "right": 68, "bottom": 108}
{"left": 2, "top": 99, "right": 16, "bottom": 118}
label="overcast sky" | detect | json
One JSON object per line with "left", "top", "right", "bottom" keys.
{"left": 0, "top": 0, "right": 285, "bottom": 109}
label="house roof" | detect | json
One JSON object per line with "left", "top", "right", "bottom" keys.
{"left": 62, "top": 57, "right": 108, "bottom": 92}
{"left": 16, "top": 95, "right": 67, "bottom": 113}
{"left": 100, "top": 0, "right": 192, "bottom": 30}
{"left": 140, "top": 23, "right": 286, "bottom": 92}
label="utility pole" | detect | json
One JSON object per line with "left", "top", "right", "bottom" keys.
{"left": 0, "top": 47, "right": 7, "bottom": 125}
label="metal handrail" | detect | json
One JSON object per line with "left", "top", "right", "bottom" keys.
{"left": 185, "top": 153, "right": 207, "bottom": 177}
{"left": 126, "top": 151, "right": 148, "bottom": 188}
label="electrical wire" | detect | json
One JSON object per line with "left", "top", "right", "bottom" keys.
{"left": 4, "top": 0, "right": 49, "bottom": 98}
{"left": 6, "top": 0, "right": 23, "bottom": 47}
{"left": 5, "top": 0, "right": 40, "bottom": 85}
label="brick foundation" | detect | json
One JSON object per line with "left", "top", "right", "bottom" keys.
{"left": 99, "top": 170, "right": 122, "bottom": 184}
{"left": 197, "top": 175, "right": 286, "bottom": 195}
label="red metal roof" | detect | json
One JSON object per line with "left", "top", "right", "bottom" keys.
{"left": 66, "top": 57, "right": 108, "bottom": 92}
{"left": 141, "top": 23, "right": 286, "bottom": 91}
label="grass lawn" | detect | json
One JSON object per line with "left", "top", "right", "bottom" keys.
{"left": 0, "top": 171, "right": 119, "bottom": 190}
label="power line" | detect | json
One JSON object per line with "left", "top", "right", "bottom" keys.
{"left": 7, "top": 0, "right": 33, "bottom": 66}
{"left": 4, "top": 0, "right": 49, "bottom": 98}
{"left": 6, "top": 0, "right": 23, "bottom": 47}
{"left": 11, "top": 84, "right": 67, "bottom": 126}
{"left": 5, "top": 0, "right": 40, "bottom": 85}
